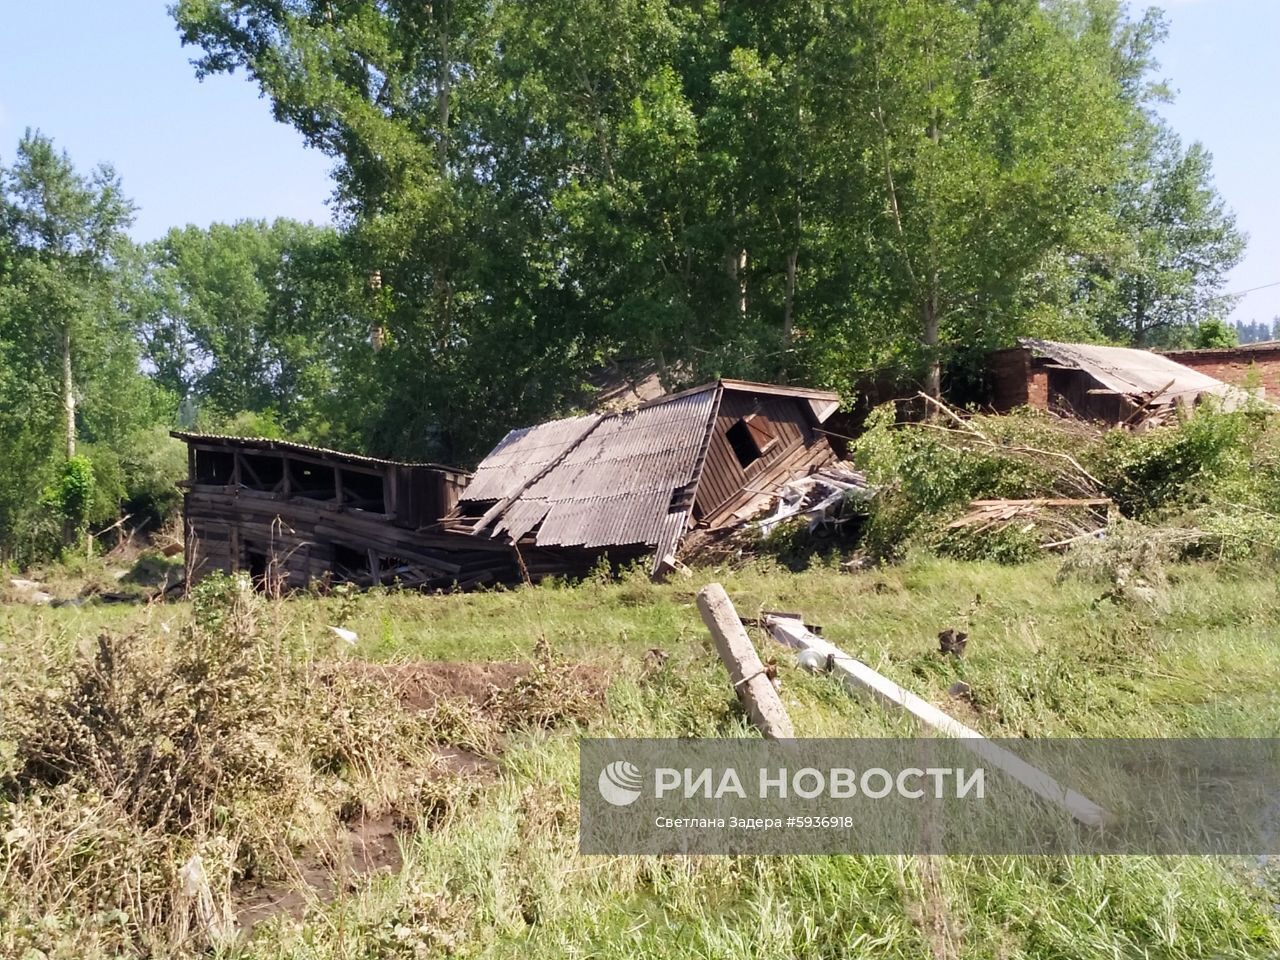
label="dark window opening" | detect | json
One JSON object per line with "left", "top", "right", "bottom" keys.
{"left": 290, "top": 460, "right": 337, "bottom": 500}
{"left": 244, "top": 543, "right": 272, "bottom": 591}
{"left": 340, "top": 469, "right": 387, "bottom": 513}
{"left": 726, "top": 419, "right": 763, "bottom": 468}
{"left": 194, "top": 448, "right": 234, "bottom": 484}
{"left": 331, "top": 543, "right": 367, "bottom": 580}
{"left": 241, "top": 454, "right": 284, "bottom": 491}
{"left": 457, "top": 498, "right": 494, "bottom": 518}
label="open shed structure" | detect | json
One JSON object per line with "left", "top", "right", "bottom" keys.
{"left": 174, "top": 432, "right": 510, "bottom": 590}
{"left": 987, "top": 338, "right": 1251, "bottom": 425}
{"left": 447, "top": 379, "right": 841, "bottom": 576}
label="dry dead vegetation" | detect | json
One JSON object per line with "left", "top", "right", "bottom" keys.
{"left": 0, "top": 572, "right": 600, "bottom": 957}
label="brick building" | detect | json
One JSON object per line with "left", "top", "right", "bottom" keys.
{"left": 984, "top": 339, "right": 1249, "bottom": 425}
{"left": 1158, "top": 342, "right": 1280, "bottom": 398}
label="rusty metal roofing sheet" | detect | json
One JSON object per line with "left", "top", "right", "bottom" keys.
{"left": 169, "top": 431, "right": 468, "bottom": 475}
{"left": 494, "top": 389, "right": 718, "bottom": 548}
{"left": 459, "top": 414, "right": 600, "bottom": 503}
{"left": 1020, "top": 338, "right": 1250, "bottom": 406}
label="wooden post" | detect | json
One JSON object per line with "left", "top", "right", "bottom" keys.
{"left": 765, "top": 615, "right": 1110, "bottom": 827}
{"left": 697, "top": 583, "right": 794, "bottom": 739}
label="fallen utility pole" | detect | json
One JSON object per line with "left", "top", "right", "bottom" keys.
{"left": 764, "top": 615, "right": 1110, "bottom": 827}
{"left": 697, "top": 583, "right": 794, "bottom": 739}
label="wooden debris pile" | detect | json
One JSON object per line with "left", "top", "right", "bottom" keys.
{"left": 947, "top": 497, "right": 1113, "bottom": 550}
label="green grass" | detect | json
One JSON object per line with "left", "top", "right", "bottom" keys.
{"left": 4, "top": 555, "right": 1280, "bottom": 958}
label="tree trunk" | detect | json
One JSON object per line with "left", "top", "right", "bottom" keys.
{"left": 737, "top": 249, "right": 748, "bottom": 318}
{"left": 62, "top": 322, "right": 75, "bottom": 458}
{"left": 437, "top": 1, "right": 451, "bottom": 175}
{"left": 725, "top": 247, "right": 748, "bottom": 319}
{"left": 434, "top": 0, "right": 454, "bottom": 348}
{"left": 1133, "top": 280, "right": 1147, "bottom": 347}
{"left": 922, "top": 285, "right": 941, "bottom": 399}
{"left": 781, "top": 245, "right": 798, "bottom": 380}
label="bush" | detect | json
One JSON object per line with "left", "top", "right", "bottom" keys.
{"left": 1092, "top": 405, "right": 1266, "bottom": 517}
{"left": 41, "top": 454, "right": 96, "bottom": 540}
{"left": 852, "top": 400, "right": 1280, "bottom": 565}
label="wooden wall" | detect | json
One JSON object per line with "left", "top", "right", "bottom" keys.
{"left": 693, "top": 392, "right": 835, "bottom": 527}
{"left": 181, "top": 441, "right": 504, "bottom": 591}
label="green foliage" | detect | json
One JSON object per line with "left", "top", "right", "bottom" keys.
{"left": 1088, "top": 133, "right": 1246, "bottom": 347}
{"left": 170, "top": 0, "right": 1241, "bottom": 449}
{"left": 1093, "top": 404, "right": 1265, "bottom": 516}
{"left": 42, "top": 455, "right": 95, "bottom": 537}
{"left": 855, "top": 402, "right": 1280, "bottom": 565}
{"left": 0, "top": 132, "right": 167, "bottom": 563}
{"left": 1193, "top": 317, "right": 1238, "bottom": 349}
{"left": 854, "top": 405, "right": 1081, "bottom": 560}
{"left": 132, "top": 220, "right": 366, "bottom": 443}
{"left": 938, "top": 523, "right": 1043, "bottom": 566}
{"left": 7, "top": 560, "right": 1280, "bottom": 955}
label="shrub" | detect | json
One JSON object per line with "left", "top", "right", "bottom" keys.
{"left": 852, "top": 400, "right": 1280, "bottom": 564}
{"left": 0, "top": 572, "right": 448, "bottom": 954}
{"left": 42, "top": 454, "right": 96, "bottom": 540}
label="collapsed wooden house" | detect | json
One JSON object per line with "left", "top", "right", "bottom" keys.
{"left": 174, "top": 379, "right": 843, "bottom": 590}
{"left": 986, "top": 338, "right": 1253, "bottom": 425}
{"left": 445, "top": 379, "right": 841, "bottom": 576}
{"left": 173, "top": 432, "right": 513, "bottom": 590}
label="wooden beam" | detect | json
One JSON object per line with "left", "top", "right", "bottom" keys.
{"left": 697, "top": 583, "right": 794, "bottom": 739}
{"left": 764, "top": 615, "right": 1110, "bottom": 826}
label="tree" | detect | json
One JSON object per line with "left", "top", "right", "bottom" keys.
{"left": 1088, "top": 131, "right": 1245, "bottom": 347}
{"left": 1193, "top": 317, "right": 1237, "bottom": 349}
{"left": 0, "top": 132, "right": 177, "bottom": 561}
{"left": 172, "top": 0, "right": 1242, "bottom": 428}
{"left": 1, "top": 131, "right": 136, "bottom": 457}
{"left": 133, "top": 219, "right": 366, "bottom": 439}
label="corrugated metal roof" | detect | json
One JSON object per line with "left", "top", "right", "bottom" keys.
{"left": 491, "top": 390, "right": 719, "bottom": 549}
{"left": 459, "top": 414, "right": 600, "bottom": 503}
{"left": 1020, "top": 339, "right": 1249, "bottom": 406}
{"left": 461, "top": 378, "right": 841, "bottom": 559}
{"left": 169, "top": 431, "right": 468, "bottom": 475}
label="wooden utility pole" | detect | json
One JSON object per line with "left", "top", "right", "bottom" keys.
{"left": 697, "top": 583, "right": 794, "bottom": 739}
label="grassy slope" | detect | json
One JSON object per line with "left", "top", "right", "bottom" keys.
{"left": 3, "top": 556, "right": 1280, "bottom": 957}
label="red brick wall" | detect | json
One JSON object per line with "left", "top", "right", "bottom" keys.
{"left": 986, "top": 347, "right": 1050, "bottom": 411}
{"left": 1159, "top": 347, "right": 1280, "bottom": 399}
{"left": 1027, "top": 368, "right": 1049, "bottom": 409}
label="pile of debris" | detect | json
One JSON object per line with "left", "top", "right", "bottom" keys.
{"left": 757, "top": 464, "right": 875, "bottom": 537}
{"left": 947, "top": 497, "right": 1113, "bottom": 551}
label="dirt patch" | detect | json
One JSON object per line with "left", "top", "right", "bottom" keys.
{"left": 233, "top": 659, "right": 606, "bottom": 934}
{"left": 342, "top": 660, "right": 608, "bottom": 716}
{"left": 430, "top": 745, "right": 499, "bottom": 778}
{"left": 345, "top": 661, "right": 533, "bottom": 712}
{"left": 235, "top": 812, "right": 409, "bottom": 930}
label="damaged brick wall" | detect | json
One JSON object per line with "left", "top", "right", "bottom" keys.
{"left": 986, "top": 347, "right": 1049, "bottom": 412}
{"left": 1159, "top": 345, "right": 1280, "bottom": 399}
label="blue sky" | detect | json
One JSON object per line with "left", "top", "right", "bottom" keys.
{"left": 0, "top": 1, "right": 1276, "bottom": 324}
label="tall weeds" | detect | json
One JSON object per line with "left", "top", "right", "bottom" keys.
{"left": 0, "top": 572, "right": 445, "bottom": 957}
